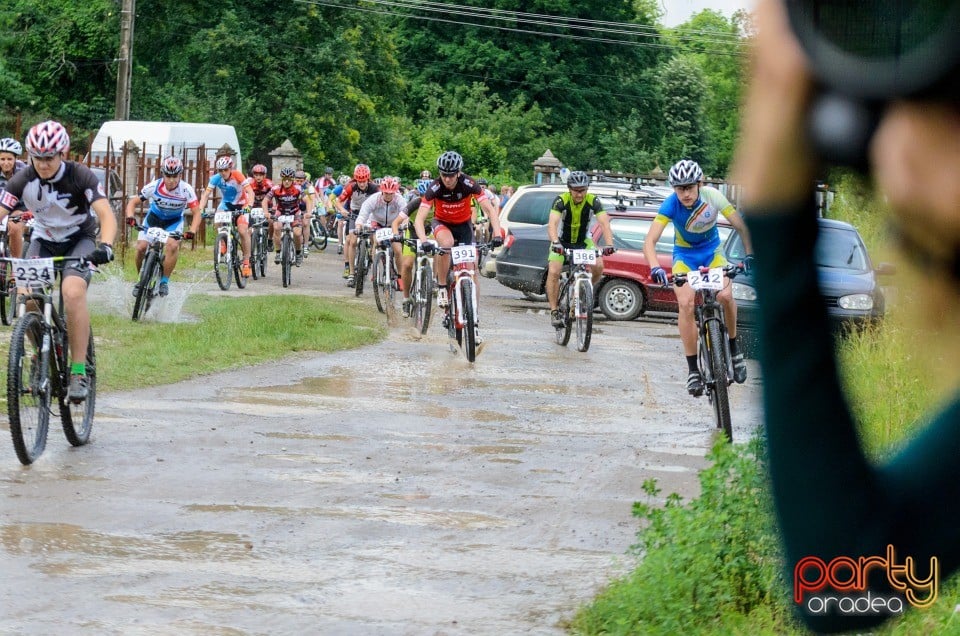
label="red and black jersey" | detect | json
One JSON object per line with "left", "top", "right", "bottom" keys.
{"left": 265, "top": 183, "right": 304, "bottom": 216}
{"left": 338, "top": 179, "right": 379, "bottom": 213}
{"left": 419, "top": 173, "right": 487, "bottom": 224}
{"left": 248, "top": 177, "right": 274, "bottom": 205}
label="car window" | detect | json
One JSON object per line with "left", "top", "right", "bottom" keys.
{"left": 815, "top": 227, "right": 869, "bottom": 271}
{"left": 505, "top": 191, "right": 558, "bottom": 225}
{"left": 609, "top": 217, "right": 675, "bottom": 253}
{"left": 726, "top": 231, "right": 748, "bottom": 260}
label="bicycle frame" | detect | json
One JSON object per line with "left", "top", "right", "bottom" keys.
{"left": 556, "top": 247, "right": 597, "bottom": 351}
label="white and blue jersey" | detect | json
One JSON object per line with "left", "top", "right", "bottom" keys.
{"left": 137, "top": 178, "right": 198, "bottom": 236}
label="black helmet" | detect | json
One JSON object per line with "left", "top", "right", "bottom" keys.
{"left": 567, "top": 171, "right": 590, "bottom": 189}
{"left": 437, "top": 150, "right": 464, "bottom": 175}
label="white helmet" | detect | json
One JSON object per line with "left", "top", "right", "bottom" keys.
{"left": 0, "top": 138, "right": 22, "bottom": 156}
{"left": 668, "top": 159, "right": 703, "bottom": 187}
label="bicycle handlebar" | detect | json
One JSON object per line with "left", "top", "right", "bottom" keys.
{"left": 670, "top": 263, "right": 743, "bottom": 288}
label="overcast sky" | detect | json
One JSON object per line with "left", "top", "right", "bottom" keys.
{"left": 660, "top": 0, "right": 757, "bottom": 27}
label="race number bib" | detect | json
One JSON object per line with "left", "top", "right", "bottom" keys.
{"left": 450, "top": 245, "right": 477, "bottom": 265}
{"left": 249, "top": 207, "right": 266, "bottom": 221}
{"left": 213, "top": 211, "right": 232, "bottom": 224}
{"left": 277, "top": 215, "right": 295, "bottom": 224}
{"left": 571, "top": 249, "right": 596, "bottom": 265}
{"left": 145, "top": 227, "right": 169, "bottom": 243}
{"left": 688, "top": 267, "right": 724, "bottom": 291}
{"left": 375, "top": 227, "right": 394, "bottom": 243}
{"left": 12, "top": 258, "right": 55, "bottom": 289}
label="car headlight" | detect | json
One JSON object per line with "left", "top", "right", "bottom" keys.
{"left": 731, "top": 282, "right": 757, "bottom": 301}
{"left": 838, "top": 293, "right": 873, "bottom": 310}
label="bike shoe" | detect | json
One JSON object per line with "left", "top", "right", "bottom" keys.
{"left": 67, "top": 373, "right": 89, "bottom": 403}
{"left": 436, "top": 288, "right": 449, "bottom": 308}
{"left": 241, "top": 262, "right": 252, "bottom": 278}
{"left": 158, "top": 281, "right": 169, "bottom": 297}
{"left": 402, "top": 300, "right": 412, "bottom": 318}
{"left": 342, "top": 266, "right": 350, "bottom": 279}
{"left": 337, "top": 245, "right": 343, "bottom": 255}
{"left": 732, "top": 353, "right": 748, "bottom": 384}
{"left": 550, "top": 309, "right": 564, "bottom": 328}
{"left": 275, "top": 252, "right": 281, "bottom": 264}
{"left": 474, "top": 326, "right": 484, "bottom": 345}
{"left": 267, "top": 241, "right": 274, "bottom": 252}
{"left": 131, "top": 283, "right": 141, "bottom": 298}
{"left": 303, "top": 246, "right": 310, "bottom": 257}
{"left": 346, "top": 275, "right": 355, "bottom": 288}
{"left": 686, "top": 372, "right": 704, "bottom": 397}
{"left": 295, "top": 253, "right": 303, "bottom": 267}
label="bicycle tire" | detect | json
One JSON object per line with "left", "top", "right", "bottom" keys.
{"left": 311, "top": 217, "right": 329, "bottom": 250}
{"left": 1, "top": 265, "right": 16, "bottom": 326}
{"left": 233, "top": 238, "right": 248, "bottom": 289}
{"left": 556, "top": 278, "right": 572, "bottom": 346}
{"left": 461, "top": 278, "right": 477, "bottom": 362}
{"left": 575, "top": 277, "right": 594, "bottom": 352}
{"left": 249, "top": 228, "right": 261, "bottom": 280}
{"left": 258, "top": 229, "right": 269, "bottom": 278}
{"left": 132, "top": 250, "right": 158, "bottom": 321}
{"left": 60, "top": 325, "right": 95, "bottom": 447}
{"left": 706, "top": 318, "right": 733, "bottom": 441}
{"left": 415, "top": 259, "right": 434, "bottom": 335}
{"left": 372, "top": 250, "right": 387, "bottom": 314}
{"left": 214, "top": 234, "right": 231, "bottom": 291}
{"left": 7, "top": 312, "right": 50, "bottom": 465}
{"left": 281, "top": 232, "right": 293, "bottom": 288}
{"left": 354, "top": 239, "right": 367, "bottom": 297}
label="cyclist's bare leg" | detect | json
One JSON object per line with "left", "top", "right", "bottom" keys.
{"left": 163, "top": 238, "right": 180, "bottom": 277}
{"left": 239, "top": 221, "right": 252, "bottom": 259}
{"left": 293, "top": 226, "right": 303, "bottom": 250}
{"left": 433, "top": 227, "right": 454, "bottom": 287}
{"left": 718, "top": 282, "right": 738, "bottom": 339}
{"left": 346, "top": 233, "right": 358, "bottom": 275}
{"left": 7, "top": 221, "right": 23, "bottom": 258}
{"left": 546, "top": 259, "right": 563, "bottom": 310}
{"left": 591, "top": 258, "right": 604, "bottom": 287}
{"left": 62, "top": 276, "right": 90, "bottom": 365}
{"left": 400, "top": 254, "right": 414, "bottom": 301}
{"left": 674, "top": 282, "right": 698, "bottom": 356}
{"left": 135, "top": 240, "right": 148, "bottom": 272}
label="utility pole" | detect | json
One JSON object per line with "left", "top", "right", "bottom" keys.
{"left": 114, "top": 0, "right": 136, "bottom": 120}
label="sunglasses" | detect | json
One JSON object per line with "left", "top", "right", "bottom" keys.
{"left": 570, "top": 188, "right": 587, "bottom": 194}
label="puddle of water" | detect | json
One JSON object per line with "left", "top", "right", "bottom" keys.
{"left": 91, "top": 266, "right": 210, "bottom": 324}
{"left": 470, "top": 445, "right": 524, "bottom": 455}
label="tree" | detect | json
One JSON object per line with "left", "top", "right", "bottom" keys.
{"left": 658, "top": 56, "right": 709, "bottom": 172}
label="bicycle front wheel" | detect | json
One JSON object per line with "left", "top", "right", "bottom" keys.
{"left": 372, "top": 251, "right": 388, "bottom": 314}
{"left": 415, "top": 260, "right": 434, "bottom": 335}
{"left": 281, "top": 233, "right": 293, "bottom": 288}
{"left": 61, "top": 326, "right": 96, "bottom": 447}
{"left": 214, "top": 234, "right": 231, "bottom": 291}
{"left": 8, "top": 313, "right": 51, "bottom": 465}
{"left": 233, "top": 240, "right": 247, "bottom": 289}
{"left": 132, "top": 251, "right": 158, "bottom": 321}
{"left": 249, "top": 229, "right": 261, "bottom": 280}
{"left": 706, "top": 319, "right": 732, "bottom": 441}
{"left": 556, "top": 280, "right": 572, "bottom": 346}
{"left": 1, "top": 265, "right": 17, "bottom": 326}
{"left": 311, "top": 217, "right": 329, "bottom": 250}
{"left": 574, "top": 277, "right": 594, "bottom": 352}
{"left": 460, "top": 279, "right": 478, "bottom": 362}
{"left": 354, "top": 241, "right": 367, "bottom": 297}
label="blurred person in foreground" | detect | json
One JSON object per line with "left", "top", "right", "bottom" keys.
{"left": 732, "top": 0, "right": 960, "bottom": 632}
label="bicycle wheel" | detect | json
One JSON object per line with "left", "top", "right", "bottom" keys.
{"left": 1, "top": 263, "right": 16, "bottom": 326}
{"left": 706, "top": 319, "right": 733, "bottom": 441}
{"left": 214, "top": 234, "right": 231, "bottom": 291}
{"left": 311, "top": 217, "right": 329, "bottom": 250}
{"left": 258, "top": 229, "right": 269, "bottom": 278}
{"left": 249, "top": 229, "right": 261, "bottom": 280}
{"left": 414, "top": 259, "right": 434, "bottom": 335}
{"left": 460, "top": 279, "right": 478, "bottom": 362}
{"left": 354, "top": 240, "right": 367, "bottom": 297}
{"left": 371, "top": 250, "right": 387, "bottom": 314}
{"left": 60, "top": 325, "right": 95, "bottom": 447}
{"left": 556, "top": 279, "right": 572, "bottom": 346}
{"left": 132, "top": 250, "right": 158, "bottom": 321}
{"left": 7, "top": 312, "right": 50, "bottom": 465}
{"left": 574, "top": 277, "right": 594, "bottom": 352}
{"left": 281, "top": 233, "right": 293, "bottom": 288}
{"left": 233, "top": 239, "right": 247, "bottom": 289}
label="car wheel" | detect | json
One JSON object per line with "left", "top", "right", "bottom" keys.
{"left": 599, "top": 279, "right": 644, "bottom": 321}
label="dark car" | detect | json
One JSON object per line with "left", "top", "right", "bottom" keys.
{"left": 725, "top": 217, "right": 893, "bottom": 356}
{"left": 495, "top": 207, "right": 732, "bottom": 320}
{"left": 90, "top": 166, "right": 124, "bottom": 217}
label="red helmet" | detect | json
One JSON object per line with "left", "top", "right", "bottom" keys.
{"left": 379, "top": 176, "right": 399, "bottom": 194}
{"left": 25, "top": 120, "right": 70, "bottom": 158}
{"left": 215, "top": 156, "right": 234, "bottom": 171}
{"left": 252, "top": 163, "right": 267, "bottom": 175}
{"left": 353, "top": 163, "right": 370, "bottom": 181}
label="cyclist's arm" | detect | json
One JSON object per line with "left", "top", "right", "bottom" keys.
{"left": 391, "top": 211, "right": 408, "bottom": 235}
{"left": 479, "top": 196, "right": 500, "bottom": 237}
{"left": 724, "top": 208, "right": 753, "bottom": 255}
{"left": 242, "top": 183, "right": 255, "bottom": 209}
{"left": 187, "top": 201, "right": 203, "bottom": 235}
{"left": 92, "top": 198, "right": 118, "bottom": 246}
{"left": 643, "top": 218, "right": 667, "bottom": 267}
{"left": 196, "top": 184, "right": 214, "bottom": 213}
{"left": 547, "top": 209, "right": 562, "bottom": 244}
{"left": 124, "top": 194, "right": 143, "bottom": 224}
{"left": 414, "top": 201, "right": 431, "bottom": 242}
{"left": 595, "top": 211, "right": 615, "bottom": 248}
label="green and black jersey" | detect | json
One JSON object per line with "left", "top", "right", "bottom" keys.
{"left": 550, "top": 192, "right": 605, "bottom": 245}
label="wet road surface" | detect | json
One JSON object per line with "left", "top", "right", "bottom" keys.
{"left": 0, "top": 246, "right": 762, "bottom": 634}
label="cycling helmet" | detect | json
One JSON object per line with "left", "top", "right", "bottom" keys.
{"left": 668, "top": 159, "right": 703, "bottom": 187}
{"left": 280, "top": 167, "right": 296, "bottom": 179}
{"left": 0, "top": 138, "right": 23, "bottom": 156}
{"left": 160, "top": 156, "right": 183, "bottom": 176}
{"left": 252, "top": 163, "right": 267, "bottom": 175}
{"left": 294, "top": 169, "right": 307, "bottom": 180}
{"left": 338, "top": 174, "right": 350, "bottom": 185}
{"left": 354, "top": 163, "right": 371, "bottom": 180}
{"left": 379, "top": 176, "right": 400, "bottom": 194}
{"left": 566, "top": 170, "right": 591, "bottom": 189}
{"left": 436, "top": 150, "right": 463, "bottom": 175}
{"left": 25, "top": 120, "right": 70, "bottom": 158}
{"left": 333, "top": 184, "right": 344, "bottom": 196}
{"left": 477, "top": 178, "right": 488, "bottom": 186}
{"left": 215, "top": 156, "right": 234, "bottom": 171}
{"left": 420, "top": 170, "right": 431, "bottom": 179}
{"left": 416, "top": 179, "right": 430, "bottom": 195}
{"left": 324, "top": 166, "right": 333, "bottom": 175}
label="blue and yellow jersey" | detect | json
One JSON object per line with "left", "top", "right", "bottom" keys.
{"left": 655, "top": 186, "right": 735, "bottom": 250}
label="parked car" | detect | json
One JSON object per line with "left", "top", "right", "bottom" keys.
{"left": 91, "top": 166, "right": 124, "bottom": 218}
{"left": 725, "top": 217, "right": 893, "bottom": 356}
{"left": 482, "top": 182, "right": 667, "bottom": 279}
{"left": 494, "top": 207, "right": 733, "bottom": 320}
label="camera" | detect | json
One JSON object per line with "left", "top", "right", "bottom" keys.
{"left": 784, "top": 0, "right": 960, "bottom": 166}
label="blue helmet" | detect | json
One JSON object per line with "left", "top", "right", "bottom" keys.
{"left": 333, "top": 184, "right": 344, "bottom": 197}
{"left": 416, "top": 179, "right": 430, "bottom": 195}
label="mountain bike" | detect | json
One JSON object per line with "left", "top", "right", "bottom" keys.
{"left": 0, "top": 213, "right": 27, "bottom": 326}
{"left": 210, "top": 209, "right": 248, "bottom": 291}
{"left": 554, "top": 247, "right": 602, "bottom": 352}
{"left": 353, "top": 227, "right": 372, "bottom": 297}
{"left": 371, "top": 228, "right": 401, "bottom": 318}
{"left": 276, "top": 214, "right": 296, "bottom": 288}
{"left": 5, "top": 256, "right": 97, "bottom": 465}
{"left": 672, "top": 264, "right": 743, "bottom": 442}
{"left": 131, "top": 225, "right": 183, "bottom": 322}
{"left": 248, "top": 207, "right": 269, "bottom": 280}
{"left": 439, "top": 243, "right": 490, "bottom": 363}
{"left": 403, "top": 237, "right": 437, "bottom": 335}
{"left": 310, "top": 212, "right": 329, "bottom": 251}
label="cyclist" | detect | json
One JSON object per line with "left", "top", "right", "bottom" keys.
{"left": 643, "top": 159, "right": 753, "bottom": 396}
{"left": 413, "top": 151, "right": 502, "bottom": 340}
{"left": 0, "top": 120, "right": 117, "bottom": 402}
{"left": 0, "top": 137, "right": 29, "bottom": 258}
{"left": 293, "top": 169, "right": 317, "bottom": 257}
{"left": 198, "top": 156, "right": 255, "bottom": 278}
{"left": 356, "top": 175, "right": 405, "bottom": 288}
{"left": 546, "top": 171, "right": 616, "bottom": 328}
{"left": 263, "top": 167, "right": 308, "bottom": 266}
{"left": 124, "top": 156, "right": 201, "bottom": 298}
{"left": 336, "top": 163, "right": 379, "bottom": 287}
{"left": 315, "top": 166, "right": 336, "bottom": 191}
{"left": 391, "top": 179, "right": 432, "bottom": 318}
{"left": 327, "top": 184, "right": 346, "bottom": 255}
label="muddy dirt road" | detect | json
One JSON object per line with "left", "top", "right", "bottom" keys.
{"left": 0, "top": 247, "right": 762, "bottom": 634}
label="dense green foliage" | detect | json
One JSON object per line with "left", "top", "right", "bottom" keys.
{"left": 0, "top": 0, "right": 750, "bottom": 183}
